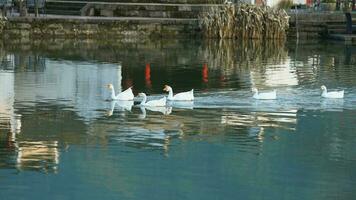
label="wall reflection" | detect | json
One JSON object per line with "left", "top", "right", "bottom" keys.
{"left": 16, "top": 141, "right": 59, "bottom": 173}
{"left": 0, "top": 53, "right": 59, "bottom": 173}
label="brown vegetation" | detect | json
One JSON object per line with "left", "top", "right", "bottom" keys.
{"left": 199, "top": 3, "right": 289, "bottom": 40}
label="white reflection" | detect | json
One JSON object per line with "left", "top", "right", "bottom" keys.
{"left": 13, "top": 62, "right": 123, "bottom": 121}
{"left": 167, "top": 101, "right": 194, "bottom": 109}
{"left": 0, "top": 71, "right": 22, "bottom": 135}
{"left": 139, "top": 106, "right": 172, "bottom": 119}
{"left": 114, "top": 127, "right": 176, "bottom": 153}
{"left": 250, "top": 58, "right": 298, "bottom": 87}
{"left": 10, "top": 115, "right": 21, "bottom": 135}
{"left": 321, "top": 99, "right": 344, "bottom": 112}
{"left": 107, "top": 100, "right": 134, "bottom": 116}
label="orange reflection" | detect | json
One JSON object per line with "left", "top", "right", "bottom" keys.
{"left": 220, "top": 75, "right": 226, "bottom": 87}
{"left": 202, "top": 63, "right": 208, "bottom": 83}
{"left": 145, "top": 63, "right": 152, "bottom": 89}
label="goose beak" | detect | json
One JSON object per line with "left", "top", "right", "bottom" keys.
{"left": 163, "top": 85, "right": 168, "bottom": 92}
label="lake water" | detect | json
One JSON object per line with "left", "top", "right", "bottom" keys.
{"left": 0, "top": 39, "right": 355, "bottom": 200}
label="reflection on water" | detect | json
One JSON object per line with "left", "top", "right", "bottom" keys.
{"left": 321, "top": 98, "right": 345, "bottom": 111}
{"left": 167, "top": 101, "right": 194, "bottom": 109}
{"left": 138, "top": 106, "right": 172, "bottom": 119}
{"left": 0, "top": 39, "right": 355, "bottom": 200}
{"left": 0, "top": 70, "right": 21, "bottom": 134}
{"left": 17, "top": 141, "right": 59, "bottom": 173}
{"left": 107, "top": 100, "right": 134, "bottom": 116}
{"left": 221, "top": 110, "right": 297, "bottom": 131}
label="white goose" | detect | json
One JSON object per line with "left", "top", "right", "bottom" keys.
{"left": 252, "top": 88, "right": 277, "bottom": 100}
{"left": 107, "top": 84, "right": 134, "bottom": 101}
{"left": 163, "top": 85, "right": 194, "bottom": 101}
{"left": 321, "top": 85, "right": 344, "bottom": 99}
{"left": 138, "top": 93, "right": 166, "bottom": 107}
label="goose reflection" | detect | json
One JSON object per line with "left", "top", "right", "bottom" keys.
{"left": 167, "top": 101, "right": 194, "bottom": 109}
{"left": 248, "top": 127, "right": 265, "bottom": 143}
{"left": 138, "top": 106, "right": 172, "bottom": 119}
{"left": 106, "top": 100, "right": 134, "bottom": 116}
{"left": 321, "top": 98, "right": 344, "bottom": 111}
{"left": 252, "top": 98, "right": 280, "bottom": 110}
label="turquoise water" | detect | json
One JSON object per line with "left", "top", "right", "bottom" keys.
{"left": 0, "top": 39, "right": 355, "bottom": 200}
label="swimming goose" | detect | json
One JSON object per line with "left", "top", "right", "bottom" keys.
{"left": 163, "top": 85, "right": 194, "bottom": 101}
{"left": 321, "top": 85, "right": 344, "bottom": 99}
{"left": 138, "top": 93, "right": 166, "bottom": 107}
{"left": 107, "top": 84, "right": 134, "bottom": 101}
{"left": 252, "top": 88, "right": 277, "bottom": 100}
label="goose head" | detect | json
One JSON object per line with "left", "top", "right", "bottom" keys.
{"left": 107, "top": 84, "right": 114, "bottom": 90}
{"left": 321, "top": 85, "right": 327, "bottom": 91}
{"left": 138, "top": 93, "right": 147, "bottom": 105}
{"left": 163, "top": 85, "right": 172, "bottom": 92}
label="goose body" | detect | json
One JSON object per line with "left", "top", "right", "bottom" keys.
{"left": 139, "top": 93, "right": 166, "bottom": 107}
{"left": 321, "top": 85, "right": 344, "bottom": 99}
{"left": 107, "top": 84, "right": 134, "bottom": 101}
{"left": 252, "top": 88, "right": 277, "bottom": 100}
{"left": 163, "top": 85, "right": 194, "bottom": 101}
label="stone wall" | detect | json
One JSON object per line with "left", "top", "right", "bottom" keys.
{"left": 1, "top": 12, "right": 353, "bottom": 40}
{"left": 288, "top": 11, "right": 352, "bottom": 38}
{"left": 80, "top": 3, "right": 220, "bottom": 18}
{"left": 3, "top": 17, "right": 201, "bottom": 39}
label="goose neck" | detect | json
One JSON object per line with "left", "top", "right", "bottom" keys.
{"left": 252, "top": 89, "right": 258, "bottom": 98}
{"left": 167, "top": 88, "right": 173, "bottom": 99}
{"left": 110, "top": 88, "right": 116, "bottom": 99}
{"left": 140, "top": 94, "right": 147, "bottom": 105}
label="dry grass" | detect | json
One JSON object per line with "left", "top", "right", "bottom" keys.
{"left": 276, "top": 0, "right": 293, "bottom": 10}
{"left": 199, "top": 3, "right": 289, "bottom": 40}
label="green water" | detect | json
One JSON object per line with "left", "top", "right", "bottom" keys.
{"left": 0, "top": 39, "right": 355, "bottom": 200}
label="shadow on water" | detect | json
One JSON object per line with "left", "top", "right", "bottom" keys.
{"left": 0, "top": 38, "right": 355, "bottom": 199}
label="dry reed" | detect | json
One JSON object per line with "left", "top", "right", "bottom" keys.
{"left": 199, "top": 3, "right": 289, "bottom": 40}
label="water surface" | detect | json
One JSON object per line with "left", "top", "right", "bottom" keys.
{"left": 0, "top": 39, "right": 355, "bottom": 200}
